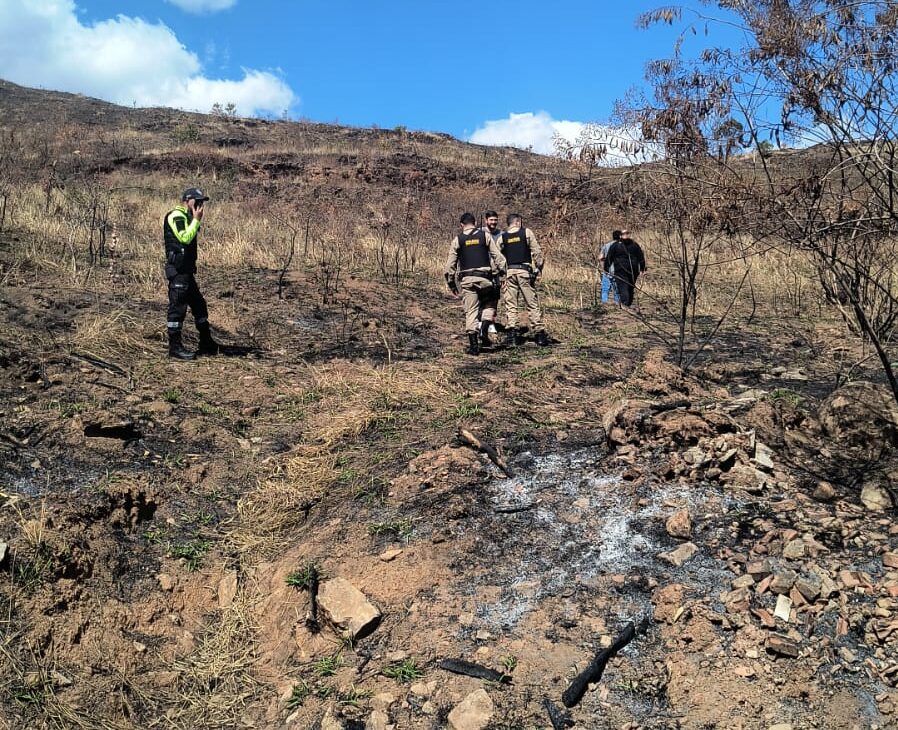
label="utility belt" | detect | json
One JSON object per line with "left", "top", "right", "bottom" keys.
{"left": 459, "top": 268, "right": 494, "bottom": 281}
{"left": 508, "top": 263, "right": 533, "bottom": 271}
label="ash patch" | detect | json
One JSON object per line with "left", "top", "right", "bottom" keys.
{"left": 461, "top": 449, "right": 739, "bottom": 630}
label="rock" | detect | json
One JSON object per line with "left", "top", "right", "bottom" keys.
{"left": 366, "top": 710, "right": 391, "bottom": 730}
{"left": 722, "top": 464, "right": 769, "bottom": 492}
{"left": 795, "top": 574, "right": 822, "bottom": 603}
{"left": 747, "top": 559, "right": 774, "bottom": 578}
{"left": 782, "top": 539, "right": 806, "bottom": 560}
{"left": 768, "top": 724, "right": 793, "bottom": 730}
{"left": 813, "top": 481, "right": 836, "bottom": 501}
{"left": 732, "top": 574, "right": 755, "bottom": 589}
{"left": 660, "top": 542, "right": 698, "bottom": 567}
{"left": 50, "top": 670, "right": 72, "bottom": 687}
{"left": 861, "top": 482, "right": 892, "bottom": 512}
{"left": 718, "top": 448, "right": 739, "bottom": 471}
{"left": 157, "top": 573, "right": 174, "bottom": 592}
{"left": 753, "top": 442, "right": 775, "bottom": 471}
{"left": 765, "top": 633, "right": 800, "bottom": 657}
{"left": 448, "top": 688, "right": 494, "bottom": 730}
{"left": 321, "top": 710, "right": 343, "bottom": 730}
{"left": 818, "top": 381, "right": 898, "bottom": 454}
{"left": 142, "top": 400, "right": 173, "bottom": 418}
{"left": 734, "top": 665, "right": 756, "bottom": 678}
{"left": 218, "top": 571, "right": 238, "bottom": 609}
{"left": 769, "top": 570, "right": 797, "bottom": 595}
{"left": 652, "top": 583, "right": 685, "bottom": 624}
{"left": 665, "top": 509, "right": 692, "bottom": 539}
{"left": 774, "top": 594, "right": 792, "bottom": 622}
{"left": 883, "top": 552, "right": 898, "bottom": 569}
{"left": 317, "top": 578, "right": 382, "bottom": 640}
{"left": 379, "top": 549, "right": 403, "bottom": 562}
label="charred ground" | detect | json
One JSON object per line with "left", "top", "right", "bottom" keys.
{"left": 0, "top": 82, "right": 897, "bottom": 729}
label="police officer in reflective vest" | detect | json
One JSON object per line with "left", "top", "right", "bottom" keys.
{"left": 500, "top": 213, "right": 549, "bottom": 346}
{"left": 163, "top": 187, "right": 220, "bottom": 360}
{"left": 445, "top": 212, "right": 507, "bottom": 355}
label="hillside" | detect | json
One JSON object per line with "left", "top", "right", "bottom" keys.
{"left": 1, "top": 82, "right": 897, "bottom": 730}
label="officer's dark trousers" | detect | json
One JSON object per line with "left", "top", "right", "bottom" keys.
{"left": 615, "top": 273, "right": 638, "bottom": 307}
{"left": 167, "top": 273, "right": 209, "bottom": 332}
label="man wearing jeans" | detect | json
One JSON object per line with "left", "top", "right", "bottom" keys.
{"left": 599, "top": 229, "right": 620, "bottom": 304}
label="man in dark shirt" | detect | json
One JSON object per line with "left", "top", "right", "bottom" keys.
{"left": 605, "top": 228, "right": 646, "bottom": 307}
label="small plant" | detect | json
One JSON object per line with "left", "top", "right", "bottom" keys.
{"left": 368, "top": 519, "right": 414, "bottom": 543}
{"left": 162, "top": 387, "right": 181, "bottom": 404}
{"left": 183, "top": 509, "right": 215, "bottom": 526}
{"left": 337, "top": 684, "right": 371, "bottom": 707}
{"left": 769, "top": 388, "right": 802, "bottom": 406}
{"left": 382, "top": 658, "right": 424, "bottom": 683}
{"left": 313, "top": 653, "right": 342, "bottom": 677}
{"left": 285, "top": 680, "right": 311, "bottom": 710}
{"left": 452, "top": 396, "right": 482, "bottom": 419}
{"left": 143, "top": 526, "right": 168, "bottom": 544}
{"left": 168, "top": 539, "right": 211, "bottom": 571}
{"left": 285, "top": 562, "right": 320, "bottom": 590}
{"left": 500, "top": 655, "right": 518, "bottom": 676}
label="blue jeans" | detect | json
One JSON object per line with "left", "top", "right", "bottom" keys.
{"left": 601, "top": 272, "right": 617, "bottom": 303}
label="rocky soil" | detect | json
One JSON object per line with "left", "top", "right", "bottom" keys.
{"left": 1, "top": 256, "right": 897, "bottom": 730}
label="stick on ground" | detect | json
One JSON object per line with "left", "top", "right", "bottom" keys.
{"left": 458, "top": 428, "right": 515, "bottom": 477}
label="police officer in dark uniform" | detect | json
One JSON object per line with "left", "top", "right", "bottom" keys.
{"left": 445, "top": 212, "right": 507, "bottom": 355}
{"left": 163, "top": 187, "right": 219, "bottom": 360}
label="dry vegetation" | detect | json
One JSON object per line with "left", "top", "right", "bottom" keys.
{"left": 1, "top": 74, "right": 897, "bottom": 730}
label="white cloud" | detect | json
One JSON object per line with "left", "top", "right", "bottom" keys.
{"left": 0, "top": 0, "right": 295, "bottom": 117}
{"left": 165, "top": 0, "right": 236, "bottom": 13}
{"left": 469, "top": 111, "right": 585, "bottom": 156}
{"left": 470, "top": 111, "right": 660, "bottom": 166}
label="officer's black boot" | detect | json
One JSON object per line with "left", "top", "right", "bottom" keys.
{"left": 196, "top": 323, "right": 220, "bottom": 356}
{"left": 467, "top": 332, "right": 481, "bottom": 355}
{"left": 168, "top": 329, "right": 195, "bottom": 360}
{"left": 535, "top": 330, "right": 550, "bottom": 347}
{"left": 504, "top": 328, "right": 517, "bottom": 347}
{"left": 480, "top": 320, "right": 493, "bottom": 348}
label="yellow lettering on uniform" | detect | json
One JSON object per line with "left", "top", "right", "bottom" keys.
{"left": 465, "top": 240, "right": 481, "bottom": 246}
{"left": 507, "top": 236, "right": 522, "bottom": 244}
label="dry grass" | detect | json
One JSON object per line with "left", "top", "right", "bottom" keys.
{"left": 158, "top": 591, "right": 261, "bottom": 730}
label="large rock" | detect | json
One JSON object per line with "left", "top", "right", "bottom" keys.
{"left": 861, "top": 482, "right": 893, "bottom": 512}
{"left": 659, "top": 542, "right": 698, "bottom": 567}
{"left": 317, "top": 578, "right": 381, "bottom": 640}
{"left": 448, "top": 688, "right": 494, "bottom": 730}
{"left": 665, "top": 509, "right": 692, "bottom": 539}
{"left": 818, "top": 381, "right": 898, "bottom": 455}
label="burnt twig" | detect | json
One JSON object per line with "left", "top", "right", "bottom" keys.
{"left": 543, "top": 698, "right": 575, "bottom": 729}
{"left": 562, "top": 617, "right": 650, "bottom": 708}
{"left": 493, "top": 502, "right": 537, "bottom": 514}
{"left": 438, "top": 658, "right": 510, "bottom": 683}
{"left": 305, "top": 567, "right": 320, "bottom": 632}
{"left": 458, "top": 428, "right": 515, "bottom": 478}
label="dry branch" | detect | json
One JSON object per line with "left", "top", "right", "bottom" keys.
{"left": 457, "top": 428, "right": 515, "bottom": 477}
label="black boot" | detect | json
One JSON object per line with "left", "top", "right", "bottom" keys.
{"left": 535, "top": 330, "right": 550, "bottom": 347}
{"left": 480, "top": 320, "right": 493, "bottom": 348}
{"left": 467, "top": 332, "right": 481, "bottom": 355}
{"left": 197, "top": 323, "right": 220, "bottom": 355}
{"left": 168, "top": 330, "right": 195, "bottom": 360}
{"left": 504, "top": 328, "right": 517, "bottom": 347}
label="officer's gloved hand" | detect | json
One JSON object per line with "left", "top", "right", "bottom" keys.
{"left": 446, "top": 274, "right": 458, "bottom": 295}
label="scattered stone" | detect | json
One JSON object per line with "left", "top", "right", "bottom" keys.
{"left": 769, "top": 571, "right": 797, "bottom": 595}
{"left": 795, "top": 574, "right": 822, "bottom": 603}
{"left": 862, "top": 482, "right": 892, "bottom": 512}
{"left": 883, "top": 553, "right": 898, "bottom": 569}
{"left": 133, "top": 641, "right": 147, "bottom": 653}
{"left": 379, "top": 548, "right": 403, "bottom": 562}
{"left": 652, "top": 583, "right": 685, "bottom": 624}
{"left": 753, "top": 442, "right": 775, "bottom": 471}
{"left": 447, "top": 688, "right": 494, "bottom": 730}
{"left": 774, "top": 594, "right": 792, "bottom": 622}
{"left": 719, "top": 448, "right": 739, "bottom": 471}
{"left": 813, "top": 481, "right": 836, "bottom": 501}
{"left": 734, "top": 665, "right": 756, "bottom": 678}
{"left": 732, "top": 574, "right": 755, "bottom": 590}
{"left": 747, "top": 559, "right": 774, "bottom": 578}
{"left": 753, "top": 608, "right": 776, "bottom": 628}
{"left": 660, "top": 542, "right": 698, "bottom": 567}
{"left": 321, "top": 710, "right": 343, "bottom": 730}
{"left": 366, "top": 709, "right": 391, "bottom": 730}
{"left": 782, "top": 539, "right": 806, "bottom": 560}
{"left": 50, "top": 670, "right": 72, "bottom": 687}
{"left": 218, "top": 571, "right": 238, "bottom": 609}
{"left": 766, "top": 633, "right": 800, "bottom": 657}
{"left": 839, "top": 647, "right": 857, "bottom": 663}
{"left": 768, "top": 724, "right": 793, "bottom": 730}
{"left": 157, "top": 573, "right": 174, "bottom": 592}
{"left": 665, "top": 509, "right": 692, "bottom": 539}
{"left": 317, "top": 577, "right": 382, "bottom": 640}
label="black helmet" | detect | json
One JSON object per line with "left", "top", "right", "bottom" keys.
{"left": 181, "top": 187, "right": 210, "bottom": 203}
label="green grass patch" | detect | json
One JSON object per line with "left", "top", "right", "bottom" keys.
{"left": 285, "top": 562, "right": 321, "bottom": 590}
{"left": 313, "top": 653, "right": 343, "bottom": 677}
{"left": 168, "top": 539, "right": 211, "bottom": 571}
{"left": 381, "top": 658, "right": 424, "bottom": 683}
{"left": 368, "top": 519, "right": 414, "bottom": 543}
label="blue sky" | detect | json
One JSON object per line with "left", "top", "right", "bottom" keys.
{"left": 0, "top": 0, "right": 744, "bottom": 153}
